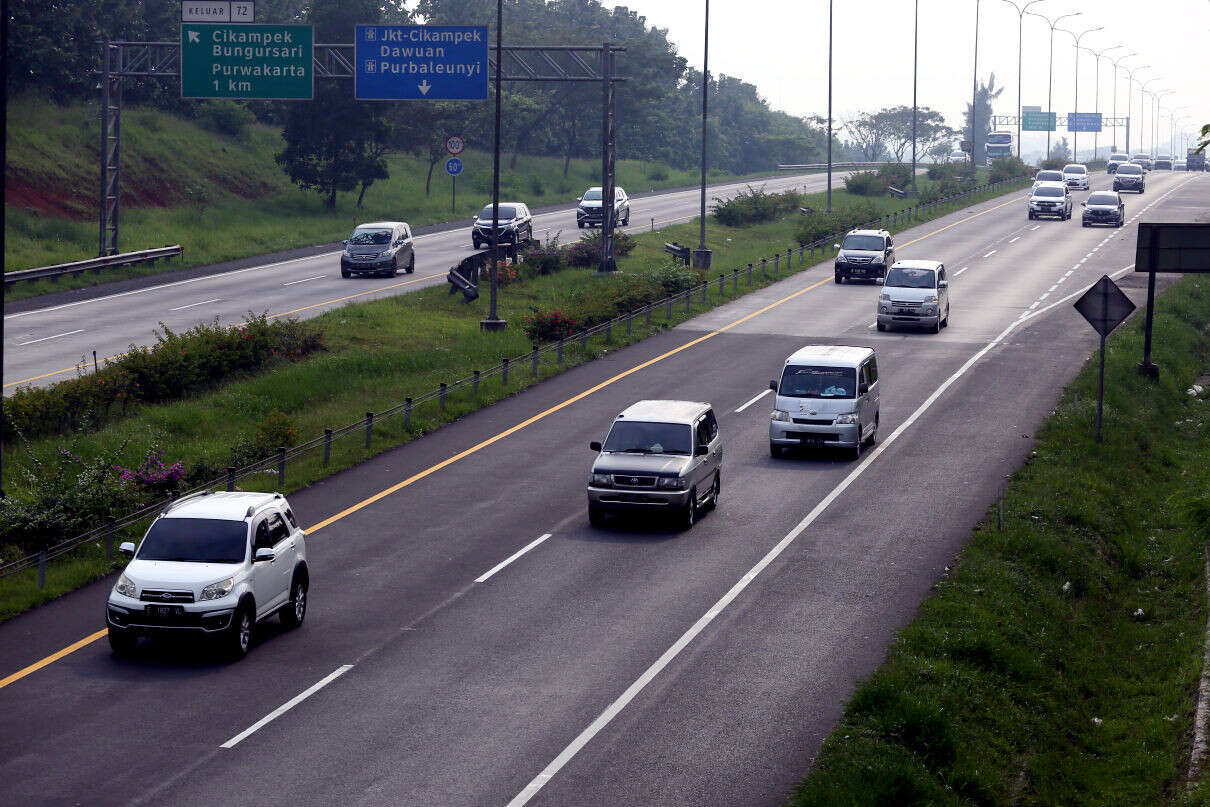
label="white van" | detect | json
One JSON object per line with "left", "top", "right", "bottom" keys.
{"left": 769, "top": 345, "right": 880, "bottom": 460}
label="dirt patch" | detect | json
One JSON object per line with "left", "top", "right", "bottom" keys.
{"left": 5, "top": 182, "right": 92, "bottom": 220}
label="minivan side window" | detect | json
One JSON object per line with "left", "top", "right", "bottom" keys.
{"left": 867, "top": 356, "right": 879, "bottom": 384}
{"left": 703, "top": 409, "right": 718, "bottom": 441}
{"left": 695, "top": 417, "right": 711, "bottom": 448}
{"left": 267, "top": 514, "right": 290, "bottom": 546}
{"left": 253, "top": 519, "right": 272, "bottom": 552}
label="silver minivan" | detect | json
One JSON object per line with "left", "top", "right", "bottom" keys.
{"left": 769, "top": 346, "right": 880, "bottom": 460}
{"left": 587, "top": 400, "right": 722, "bottom": 529}
{"left": 876, "top": 260, "right": 950, "bottom": 333}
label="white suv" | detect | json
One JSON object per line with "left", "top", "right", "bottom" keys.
{"left": 106, "top": 491, "right": 309, "bottom": 659}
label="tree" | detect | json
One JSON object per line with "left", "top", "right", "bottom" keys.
{"left": 844, "top": 110, "right": 895, "bottom": 161}
{"left": 963, "top": 73, "right": 1004, "bottom": 167}
{"left": 1048, "top": 137, "right": 1072, "bottom": 162}
{"left": 878, "top": 105, "right": 954, "bottom": 163}
{"left": 1195, "top": 123, "right": 1210, "bottom": 155}
{"left": 927, "top": 140, "right": 953, "bottom": 163}
{"left": 275, "top": 0, "right": 400, "bottom": 207}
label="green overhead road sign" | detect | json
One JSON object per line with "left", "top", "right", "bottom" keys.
{"left": 181, "top": 23, "right": 312, "bottom": 99}
{"left": 1022, "top": 111, "right": 1056, "bottom": 132}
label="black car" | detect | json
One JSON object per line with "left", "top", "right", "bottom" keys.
{"left": 1081, "top": 191, "right": 1125, "bottom": 228}
{"left": 340, "top": 221, "right": 415, "bottom": 278}
{"left": 472, "top": 202, "right": 533, "bottom": 249}
{"left": 833, "top": 229, "right": 895, "bottom": 283}
{"left": 1106, "top": 154, "right": 1130, "bottom": 174}
{"left": 1112, "top": 164, "right": 1145, "bottom": 194}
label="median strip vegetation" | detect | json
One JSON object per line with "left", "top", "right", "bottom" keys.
{"left": 790, "top": 275, "right": 1210, "bottom": 805}
{"left": 0, "top": 175, "right": 1028, "bottom": 620}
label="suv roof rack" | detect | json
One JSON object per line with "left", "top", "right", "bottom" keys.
{"left": 161, "top": 489, "right": 212, "bottom": 516}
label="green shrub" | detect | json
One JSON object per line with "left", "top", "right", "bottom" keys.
{"left": 194, "top": 100, "right": 255, "bottom": 138}
{"left": 711, "top": 184, "right": 804, "bottom": 225}
{"left": 876, "top": 162, "right": 912, "bottom": 189}
{"left": 842, "top": 171, "right": 883, "bottom": 196}
{"left": 564, "top": 229, "right": 636, "bottom": 267}
{"left": 647, "top": 165, "right": 670, "bottom": 182}
{"left": 521, "top": 310, "right": 579, "bottom": 343}
{"left": 255, "top": 411, "right": 300, "bottom": 450}
{"left": 926, "top": 162, "right": 964, "bottom": 181}
{"left": 647, "top": 261, "right": 702, "bottom": 296}
{"left": 989, "top": 155, "right": 1033, "bottom": 184}
{"left": 795, "top": 202, "right": 881, "bottom": 246}
{"left": 521, "top": 234, "right": 564, "bottom": 276}
{"left": 1041, "top": 157, "right": 1067, "bottom": 170}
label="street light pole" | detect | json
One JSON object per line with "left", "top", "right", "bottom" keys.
{"left": 1153, "top": 90, "right": 1172, "bottom": 156}
{"left": 1123, "top": 65, "right": 1149, "bottom": 153}
{"left": 1089, "top": 46, "right": 1122, "bottom": 164}
{"left": 1027, "top": 10, "right": 1080, "bottom": 160}
{"left": 911, "top": 0, "right": 918, "bottom": 189}
{"left": 970, "top": 0, "right": 980, "bottom": 169}
{"left": 698, "top": 0, "right": 709, "bottom": 254}
{"left": 482, "top": 0, "right": 506, "bottom": 331}
{"left": 1107, "top": 52, "right": 1135, "bottom": 152}
{"left": 1139, "top": 77, "right": 1160, "bottom": 154}
{"left": 826, "top": 0, "right": 833, "bottom": 212}
{"left": 1056, "top": 25, "right": 1101, "bottom": 162}
{"left": 999, "top": 0, "right": 1048, "bottom": 159}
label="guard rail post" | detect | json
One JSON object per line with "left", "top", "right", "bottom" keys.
{"left": 760, "top": 258, "right": 767, "bottom": 279}
{"left": 666, "top": 296, "right": 672, "bottom": 321}
{"left": 323, "top": 429, "right": 333, "bottom": 466}
{"left": 277, "top": 447, "right": 287, "bottom": 487}
{"left": 773, "top": 254, "right": 779, "bottom": 275}
{"left": 747, "top": 263, "right": 753, "bottom": 285}
{"left": 226, "top": 467, "right": 236, "bottom": 491}
{"left": 38, "top": 551, "right": 46, "bottom": 589}
{"left": 787, "top": 248, "right": 793, "bottom": 271}
{"left": 732, "top": 268, "right": 738, "bottom": 292}
{"left": 626, "top": 310, "right": 632, "bottom": 338}
{"left": 531, "top": 348, "right": 539, "bottom": 376}
{"left": 105, "top": 518, "right": 116, "bottom": 563}
{"left": 439, "top": 383, "right": 447, "bottom": 410}
{"left": 718, "top": 273, "right": 724, "bottom": 295}
{"left": 645, "top": 305, "right": 652, "bottom": 325}
{"left": 685, "top": 290, "right": 691, "bottom": 312}
{"left": 364, "top": 412, "right": 374, "bottom": 448}
{"left": 405, "top": 397, "right": 412, "bottom": 429}
{"left": 502, "top": 357, "right": 509, "bottom": 385}
{"left": 700, "top": 282, "right": 706, "bottom": 305}
{"left": 473, "top": 370, "right": 480, "bottom": 397}
{"left": 606, "top": 318, "right": 612, "bottom": 342}
{"left": 580, "top": 330, "right": 587, "bottom": 350}
{"left": 557, "top": 338, "right": 564, "bottom": 363}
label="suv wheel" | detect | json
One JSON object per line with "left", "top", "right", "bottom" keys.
{"left": 473, "top": 236, "right": 482, "bottom": 249}
{"left": 226, "top": 604, "right": 253, "bottom": 660}
{"left": 588, "top": 503, "right": 605, "bottom": 527}
{"left": 770, "top": 442, "right": 783, "bottom": 458}
{"left": 834, "top": 272, "right": 843, "bottom": 284}
{"left": 577, "top": 220, "right": 585, "bottom": 229}
{"left": 280, "top": 576, "right": 307, "bottom": 629}
{"left": 108, "top": 626, "right": 136, "bottom": 656}
{"left": 704, "top": 473, "right": 720, "bottom": 512}
{"left": 341, "top": 268, "right": 351, "bottom": 278}
{"left": 680, "top": 489, "right": 698, "bottom": 529}
{"left": 406, "top": 254, "right": 415, "bottom": 274}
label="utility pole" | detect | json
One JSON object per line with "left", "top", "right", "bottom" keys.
{"left": 999, "top": 0, "right": 1048, "bottom": 159}
{"left": 693, "top": 0, "right": 712, "bottom": 270}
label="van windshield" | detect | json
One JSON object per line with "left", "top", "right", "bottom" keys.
{"left": 582, "top": 189, "right": 602, "bottom": 201}
{"left": 348, "top": 228, "right": 391, "bottom": 246}
{"left": 841, "top": 235, "right": 884, "bottom": 251}
{"left": 479, "top": 205, "right": 517, "bottom": 220}
{"left": 603, "top": 421, "right": 692, "bottom": 455}
{"left": 779, "top": 365, "right": 857, "bottom": 399}
{"left": 138, "top": 518, "right": 247, "bottom": 564}
{"left": 885, "top": 266, "right": 937, "bottom": 288}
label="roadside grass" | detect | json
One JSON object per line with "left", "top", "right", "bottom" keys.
{"left": 790, "top": 274, "right": 1210, "bottom": 805}
{"left": 0, "top": 175, "right": 1028, "bottom": 621}
{"left": 4, "top": 99, "right": 779, "bottom": 300}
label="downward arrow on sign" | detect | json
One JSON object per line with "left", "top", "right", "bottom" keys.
{"left": 418, "top": 80, "right": 432, "bottom": 96}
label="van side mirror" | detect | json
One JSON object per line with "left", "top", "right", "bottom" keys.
{"left": 874, "top": 277, "right": 884, "bottom": 285}
{"left": 254, "top": 548, "right": 275, "bottom": 563}
{"left": 119, "top": 542, "right": 135, "bottom": 557}
{"left": 695, "top": 444, "right": 709, "bottom": 456}
{"left": 1081, "top": 201, "right": 1087, "bottom": 207}
{"left": 769, "top": 380, "right": 777, "bottom": 391}
{"left": 341, "top": 240, "right": 348, "bottom": 246}
{"left": 576, "top": 197, "right": 582, "bottom": 202}
{"left": 833, "top": 243, "right": 841, "bottom": 250}
{"left": 858, "top": 382, "right": 870, "bottom": 396}
{"left": 590, "top": 441, "right": 602, "bottom": 452}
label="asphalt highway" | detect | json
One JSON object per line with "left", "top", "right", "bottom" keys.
{"left": 3, "top": 169, "right": 870, "bottom": 391}
{"left": 1, "top": 169, "right": 1205, "bottom": 807}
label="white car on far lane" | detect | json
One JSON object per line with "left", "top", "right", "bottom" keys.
{"left": 1062, "top": 163, "right": 1090, "bottom": 191}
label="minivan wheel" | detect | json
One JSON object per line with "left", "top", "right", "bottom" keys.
{"left": 680, "top": 489, "right": 698, "bottom": 529}
{"left": 770, "top": 442, "right": 783, "bottom": 459}
{"left": 704, "top": 473, "right": 720, "bottom": 512}
{"left": 341, "top": 268, "right": 351, "bottom": 278}
{"left": 108, "top": 626, "right": 136, "bottom": 656}
{"left": 406, "top": 254, "right": 415, "bottom": 274}
{"left": 389, "top": 257, "right": 399, "bottom": 277}
{"left": 865, "top": 414, "right": 879, "bottom": 447}
{"left": 588, "top": 503, "right": 605, "bottom": 527}
{"left": 226, "top": 605, "right": 253, "bottom": 660}
{"left": 280, "top": 577, "right": 307, "bottom": 629}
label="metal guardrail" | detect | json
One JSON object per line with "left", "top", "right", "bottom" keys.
{"left": 776, "top": 161, "right": 900, "bottom": 171}
{"left": 1, "top": 179, "right": 1030, "bottom": 586}
{"left": 4, "top": 245, "right": 183, "bottom": 287}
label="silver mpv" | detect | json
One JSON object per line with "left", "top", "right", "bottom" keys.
{"left": 587, "top": 400, "right": 722, "bottom": 529}
{"left": 769, "top": 346, "right": 880, "bottom": 460}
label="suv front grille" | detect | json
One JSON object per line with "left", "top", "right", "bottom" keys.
{"left": 890, "top": 300, "right": 922, "bottom": 308}
{"left": 793, "top": 418, "right": 834, "bottom": 425}
{"left": 140, "top": 589, "right": 195, "bottom": 604}
{"left": 611, "top": 474, "right": 657, "bottom": 488}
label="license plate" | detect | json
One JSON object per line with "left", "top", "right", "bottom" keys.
{"left": 896, "top": 308, "right": 915, "bottom": 315}
{"left": 799, "top": 436, "right": 823, "bottom": 446}
{"left": 150, "top": 605, "right": 180, "bottom": 618}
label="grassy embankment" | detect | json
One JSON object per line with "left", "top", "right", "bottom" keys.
{"left": 791, "top": 275, "right": 1210, "bottom": 805}
{"left": 0, "top": 172, "right": 1028, "bottom": 620}
{"left": 4, "top": 100, "right": 781, "bottom": 300}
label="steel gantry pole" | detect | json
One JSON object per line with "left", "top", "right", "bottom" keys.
{"left": 1028, "top": 9, "right": 1080, "bottom": 160}
{"left": 999, "top": 0, "right": 1048, "bottom": 159}
{"left": 1083, "top": 43, "right": 1121, "bottom": 162}
{"left": 1108, "top": 52, "right": 1135, "bottom": 152}
{"left": 970, "top": 0, "right": 981, "bottom": 168}
{"left": 826, "top": 0, "right": 833, "bottom": 212}
{"left": 1123, "top": 65, "right": 1149, "bottom": 153}
{"left": 1056, "top": 24, "right": 1101, "bottom": 162}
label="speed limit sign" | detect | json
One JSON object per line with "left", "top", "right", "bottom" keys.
{"left": 445, "top": 135, "right": 465, "bottom": 156}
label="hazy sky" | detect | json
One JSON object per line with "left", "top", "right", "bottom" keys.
{"left": 621, "top": 0, "right": 1209, "bottom": 159}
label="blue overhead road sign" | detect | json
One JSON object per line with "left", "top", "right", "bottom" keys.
{"left": 445, "top": 157, "right": 464, "bottom": 176}
{"left": 1068, "top": 112, "right": 1103, "bottom": 133}
{"left": 355, "top": 25, "right": 488, "bottom": 100}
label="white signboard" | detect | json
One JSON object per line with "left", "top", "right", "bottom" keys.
{"left": 182, "top": 1, "right": 255, "bottom": 23}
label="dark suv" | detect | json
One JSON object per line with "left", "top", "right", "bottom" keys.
{"left": 341, "top": 221, "right": 415, "bottom": 278}
{"left": 1112, "top": 163, "right": 1145, "bottom": 194}
{"left": 834, "top": 229, "right": 895, "bottom": 283}
{"left": 472, "top": 202, "right": 533, "bottom": 249}
{"left": 577, "top": 187, "right": 630, "bottom": 228}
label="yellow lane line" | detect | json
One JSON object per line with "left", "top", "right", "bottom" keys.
{"left": 0, "top": 187, "right": 1023, "bottom": 688}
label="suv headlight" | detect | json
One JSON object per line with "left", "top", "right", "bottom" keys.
{"left": 879, "top": 293, "right": 890, "bottom": 301}
{"left": 590, "top": 473, "right": 612, "bottom": 487}
{"left": 200, "top": 577, "right": 235, "bottom": 601}
{"left": 834, "top": 413, "right": 859, "bottom": 424}
{"left": 114, "top": 574, "right": 137, "bottom": 598}
{"left": 656, "top": 477, "right": 687, "bottom": 490}
{"left": 923, "top": 294, "right": 938, "bottom": 303}
{"left": 771, "top": 409, "right": 791, "bottom": 422}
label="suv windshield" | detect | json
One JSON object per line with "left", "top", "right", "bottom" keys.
{"left": 1088, "top": 192, "right": 1118, "bottom": 205}
{"left": 885, "top": 266, "right": 937, "bottom": 288}
{"left": 779, "top": 365, "right": 857, "bottom": 399}
{"left": 1036, "top": 171, "right": 1063, "bottom": 182}
{"left": 582, "top": 189, "right": 602, "bottom": 201}
{"left": 1118, "top": 165, "right": 1142, "bottom": 175}
{"left": 348, "top": 228, "right": 391, "bottom": 246}
{"left": 1064, "top": 165, "right": 1086, "bottom": 174}
{"left": 603, "top": 421, "right": 692, "bottom": 455}
{"left": 1034, "top": 186, "right": 1064, "bottom": 197}
{"left": 841, "top": 235, "right": 884, "bottom": 251}
{"left": 138, "top": 518, "right": 247, "bottom": 564}
{"left": 1110, "top": 154, "right": 1129, "bottom": 161}
{"left": 479, "top": 205, "right": 517, "bottom": 220}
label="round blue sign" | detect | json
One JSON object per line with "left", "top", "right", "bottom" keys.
{"left": 445, "top": 157, "right": 464, "bottom": 176}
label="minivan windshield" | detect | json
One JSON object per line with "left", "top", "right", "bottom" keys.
{"left": 1110, "top": 155, "right": 1129, "bottom": 161}
{"left": 348, "top": 228, "right": 391, "bottom": 246}
{"left": 1064, "top": 165, "right": 1086, "bottom": 174}
{"left": 1117, "top": 165, "right": 1142, "bottom": 175}
{"left": 1035, "top": 171, "right": 1063, "bottom": 182}
{"left": 582, "top": 189, "right": 602, "bottom": 201}
{"left": 841, "top": 234, "right": 884, "bottom": 251}
{"left": 478, "top": 205, "right": 517, "bottom": 220}
{"left": 885, "top": 266, "right": 937, "bottom": 288}
{"left": 1088, "top": 192, "right": 1118, "bottom": 205}
{"left": 1034, "top": 186, "right": 1064, "bottom": 197}
{"left": 603, "top": 421, "right": 692, "bottom": 455}
{"left": 138, "top": 518, "right": 247, "bottom": 564}
{"left": 779, "top": 365, "right": 858, "bottom": 399}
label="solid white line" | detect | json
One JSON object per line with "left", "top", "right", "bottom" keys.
{"left": 955, "top": 266, "right": 969, "bottom": 276}
{"left": 1029, "top": 301, "right": 1040, "bottom": 310}
{"left": 1009, "top": 236, "right": 1020, "bottom": 243}
{"left": 1030, "top": 225, "right": 1041, "bottom": 230}
{"left": 1048, "top": 285, "right": 1058, "bottom": 292}
{"left": 504, "top": 263, "right": 1139, "bottom": 807}
{"left": 16, "top": 329, "right": 83, "bottom": 346}
{"left": 220, "top": 665, "right": 353, "bottom": 749}
{"left": 983, "top": 250, "right": 997, "bottom": 258}
{"left": 169, "top": 298, "right": 221, "bottom": 312}
{"left": 283, "top": 275, "right": 325, "bottom": 286}
{"left": 734, "top": 389, "right": 772, "bottom": 413}
{"left": 474, "top": 534, "right": 552, "bottom": 583}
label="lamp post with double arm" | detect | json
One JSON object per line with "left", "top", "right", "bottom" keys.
{"left": 1082, "top": 44, "right": 1122, "bottom": 162}
{"left": 1106, "top": 51, "right": 1136, "bottom": 152}
{"left": 998, "top": 0, "right": 1048, "bottom": 158}
{"left": 1026, "top": 9, "right": 1081, "bottom": 160}
{"left": 1123, "top": 65, "right": 1150, "bottom": 153}
{"left": 1055, "top": 24, "right": 1102, "bottom": 161}
{"left": 1139, "top": 77, "right": 1160, "bottom": 154}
